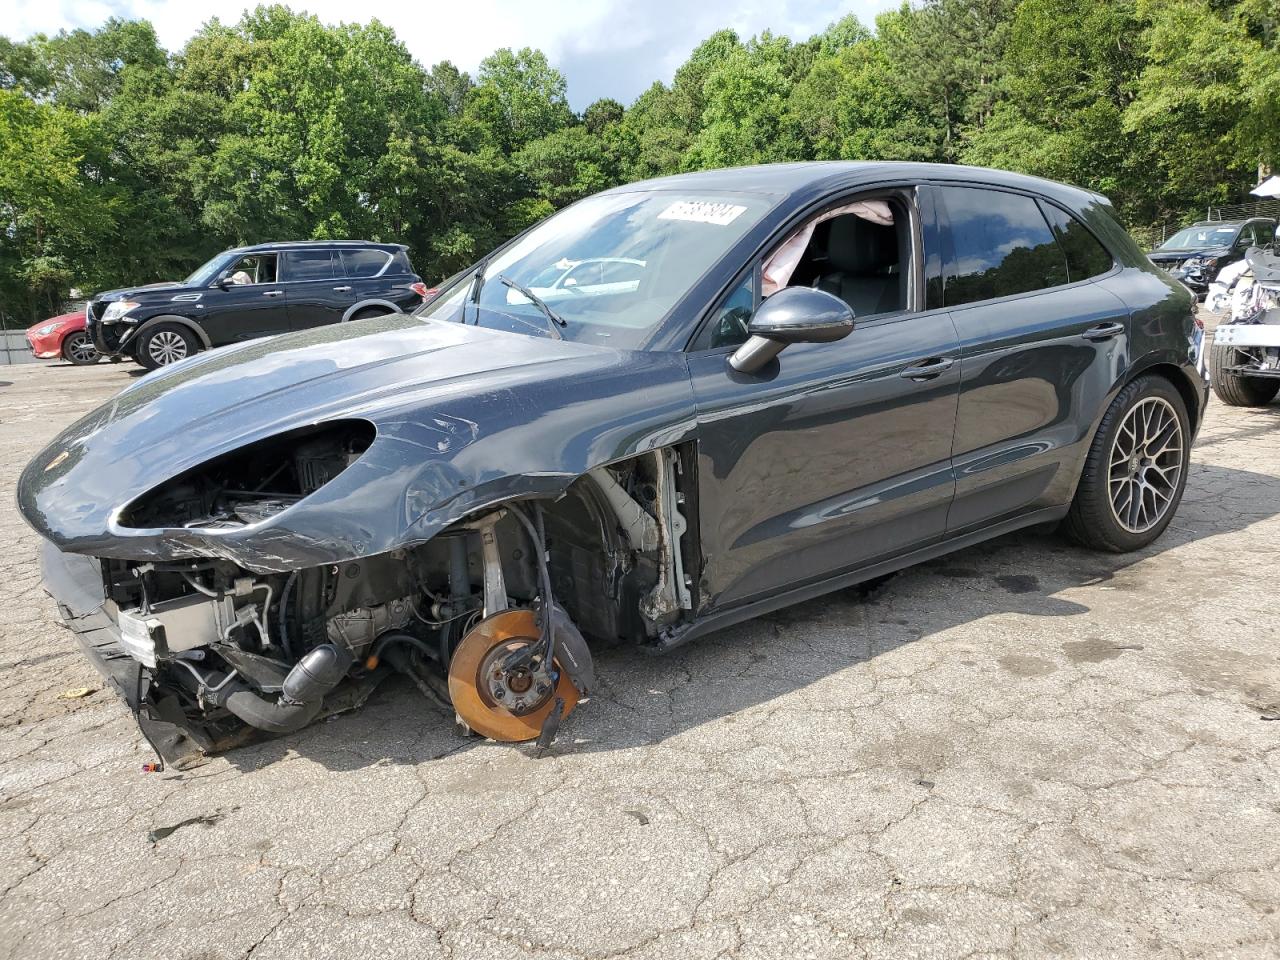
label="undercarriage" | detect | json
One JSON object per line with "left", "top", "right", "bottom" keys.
{"left": 45, "top": 442, "right": 698, "bottom": 767}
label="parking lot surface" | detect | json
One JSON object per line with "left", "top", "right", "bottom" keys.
{"left": 1, "top": 360, "right": 1278, "bottom": 960}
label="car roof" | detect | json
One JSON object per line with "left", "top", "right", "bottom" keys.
{"left": 225, "top": 240, "right": 407, "bottom": 255}
{"left": 1188, "top": 218, "right": 1275, "bottom": 228}
{"left": 602, "top": 161, "right": 1109, "bottom": 211}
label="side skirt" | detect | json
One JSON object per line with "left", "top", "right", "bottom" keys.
{"left": 652, "top": 504, "right": 1070, "bottom": 653}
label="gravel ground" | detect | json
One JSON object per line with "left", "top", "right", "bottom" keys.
{"left": 1, "top": 355, "right": 1278, "bottom": 960}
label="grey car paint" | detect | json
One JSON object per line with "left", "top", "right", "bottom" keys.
{"left": 19, "top": 162, "right": 1206, "bottom": 633}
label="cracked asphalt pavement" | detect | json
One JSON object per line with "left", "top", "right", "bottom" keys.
{"left": 1, "top": 357, "right": 1279, "bottom": 960}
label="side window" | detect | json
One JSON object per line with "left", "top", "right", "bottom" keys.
{"left": 1039, "top": 202, "right": 1114, "bottom": 282}
{"left": 941, "top": 187, "right": 1067, "bottom": 306}
{"left": 341, "top": 249, "right": 391, "bottom": 278}
{"left": 1258, "top": 222, "right": 1276, "bottom": 244}
{"left": 222, "top": 253, "right": 277, "bottom": 285}
{"left": 285, "top": 250, "right": 339, "bottom": 282}
{"left": 705, "top": 272, "right": 757, "bottom": 349}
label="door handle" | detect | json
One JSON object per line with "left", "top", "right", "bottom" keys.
{"left": 333, "top": 285, "right": 352, "bottom": 293}
{"left": 1082, "top": 321, "right": 1125, "bottom": 342}
{"left": 262, "top": 290, "right": 284, "bottom": 298}
{"left": 899, "top": 357, "right": 956, "bottom": 381}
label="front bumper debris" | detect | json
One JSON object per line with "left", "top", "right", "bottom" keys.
{"left": 39, "top": 540, "right": 385, "bottom": 766}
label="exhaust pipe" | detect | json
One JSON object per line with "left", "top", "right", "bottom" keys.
{"left": 221, "top": 643, "right": 354, "bottom": 735}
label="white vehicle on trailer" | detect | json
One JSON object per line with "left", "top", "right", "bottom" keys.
{"left": 1209, "top": 246, "right": 1280, "bottom": 406}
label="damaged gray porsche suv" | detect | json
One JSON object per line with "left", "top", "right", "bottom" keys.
{"left": 19, "top": 163, "right": 1207, "bottom": 766}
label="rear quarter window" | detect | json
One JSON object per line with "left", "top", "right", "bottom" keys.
{"left": 941, "top": 186, "right": 1068, "bottom": 306}
{"left": 341, "top": 249, "right": 393, "bottom": 278}
{"left": 389, "top": 250, "right": 414, "bottom": 275}
{"left": 1039, "top": 202, "right": 1115, "bottom": 282}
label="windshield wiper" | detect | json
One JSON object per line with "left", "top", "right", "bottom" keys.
{"left": 497, "top": 274, "right": 568, "bottom": 340}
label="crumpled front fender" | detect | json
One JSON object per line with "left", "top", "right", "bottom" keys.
{"left": 19, "top": 316, "right": 699, "bottom": 572}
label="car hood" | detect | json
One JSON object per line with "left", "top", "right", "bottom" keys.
{"left": 92, "top": 281, "right": 189, "bottom": 302}
{"left": 27, "top": 310, "right": 86, "bottom": 333}
{"left": 19, "top": 315, "right": 697, "bottom": 571}
{"left": 1148, "top": 246, "right": 1230, "bottom": 261}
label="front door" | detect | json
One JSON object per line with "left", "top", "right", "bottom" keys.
{"left": 203, "top": 253, "right": 288, "bottom": 346}
{"left": 283, "top": 249, "right": 351, "bottom": 330}
{"left": 688, "top": 184, "right": 964, "bottom": 613}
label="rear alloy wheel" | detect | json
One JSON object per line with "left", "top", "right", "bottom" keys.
{"left": 1208, "top": 342, "right": 1280, "bottom": 407}
{"left": 1062, "top": 376, "right": 1190, "bottom": 552}
{"left": 138, "top": 324, "right": 198, "bottom": 370}
{"left": 61, "top": 331, "right": 101, "bottom": 365}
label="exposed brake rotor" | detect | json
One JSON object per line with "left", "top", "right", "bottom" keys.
{"left": 447, "top": 608, "right": 579, "bottom": 742}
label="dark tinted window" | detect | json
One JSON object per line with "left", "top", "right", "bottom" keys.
{"left": 1257, "top": 222, "right": 1276, "bottom": 244}
{"left": 341, "top": 248, "right": 391, "bottom": 278}
{"left": 942, "top": 187, "right": 1067, "bottom": 306}
{"left": 390, "top": 250, "right": 414, "bottom": 274}
{"left": 285, "top": 250, "right": 339, "bottom": 281}
{"left": 1040, "top": 203, "right": 1114, "bottom": 282}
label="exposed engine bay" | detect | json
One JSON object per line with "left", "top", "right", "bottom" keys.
{"left": 67, "top": 439, "right": 697, "bottom": 766}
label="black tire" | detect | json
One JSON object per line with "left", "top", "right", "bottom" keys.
{"left": 60, "top": 331, "right": 101, "bottom": 365}
{"left": 136, "top": 323, "right": 199, "bottom": 370}
{"left": 1062, "top": 375, "right": 1190, "bottom": 553}
{"left": 1208, "top": 341, "right": 1280, "bottom": 407}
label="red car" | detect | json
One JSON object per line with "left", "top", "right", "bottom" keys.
{"left": 25, "top": 309, "right": 100, "bottom": 365}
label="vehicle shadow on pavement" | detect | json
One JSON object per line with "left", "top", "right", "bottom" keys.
{"left": 217, "top": 458, "right": 1279, "bottom": 773}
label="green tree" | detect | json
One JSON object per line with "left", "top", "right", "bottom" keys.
{"left": 688, "top": 32, "right": 799, "bottom": 168}
{"left": 465, "top": 47, "right": 572, "bottom": 153}
{"left": 784, "top": 29, "right": 943, "bottom": 162}
{"left": 1125, "top": 0, "right": 1267, "bottom": 215}
{"left": 0, "top": 91, "right": 119, "bottom": 320}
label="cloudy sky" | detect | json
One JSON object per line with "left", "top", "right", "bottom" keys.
{"left": 4, "top": 0, "right": 900, "bottom": 109}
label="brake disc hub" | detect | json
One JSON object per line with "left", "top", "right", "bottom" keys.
{"left": 479, "top": 639, "right": 555, "bottom": 715}
{"left": 448, "top": 609, "right": 580, "bottom": 742}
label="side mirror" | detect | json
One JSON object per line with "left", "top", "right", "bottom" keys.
{"left": 729, "top": 286, "right": 855, "bottom": 373}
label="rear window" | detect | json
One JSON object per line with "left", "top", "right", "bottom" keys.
{"left": 942, "top": 187, "right": 1068, "bottom": 306}
{"left": 285, "top": 250, "right": 339, "bottom": 281}
{"left": 341, "top": 249, "right": 392, "bottom": 278}
{"left": 390, "top": 250, "right": 414, "bottom": 275}
{"left": 1039, "top": 203, "right": 1114, "bottom": 282}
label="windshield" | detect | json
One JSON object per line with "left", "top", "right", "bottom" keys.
{"left": 1160, "top": 225, "right": 1239, "bottom": 250}
{"left": 183, "top": 252, "right": 236, "bottom": 286}
{"left": 415, "top": 191, "right": 773, "bottom": 348}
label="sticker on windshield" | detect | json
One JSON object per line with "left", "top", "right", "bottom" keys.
{"left": 658, "top": 200, "right": 747, "bottom": 226}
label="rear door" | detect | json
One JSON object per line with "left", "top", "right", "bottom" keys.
{"left": 283, "top": 249, "right": 350, "bottom": 330}
{"left": 926, "top": 184, "right": 1130, "bottom": 534}
{"left": 340, "top": 247, "right": 401, "bottom": 311}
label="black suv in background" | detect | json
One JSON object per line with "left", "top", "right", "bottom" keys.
{"left": 88, "top": 241, "right": 429, "bottom": 369}
{"left": 1147, "top": 217, "right": 1276, "bottom": 297}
